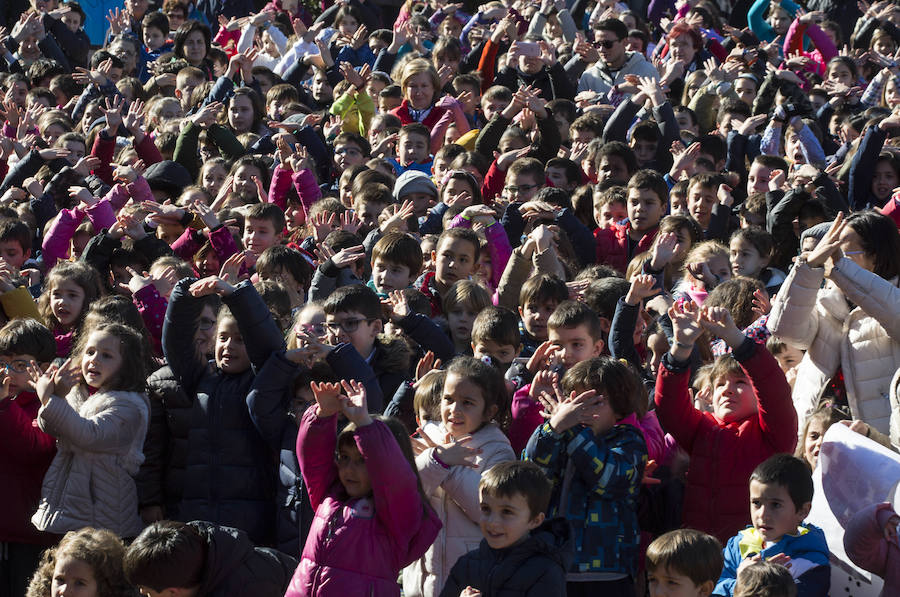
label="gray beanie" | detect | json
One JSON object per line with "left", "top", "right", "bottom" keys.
{"left": 393, "top": 170, "right": 438, "bottom": 201}
{"left": 800, "top": 221, "right": 833, "bottom": 246}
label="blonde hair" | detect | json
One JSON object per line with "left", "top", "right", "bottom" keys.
{"left": 442, "top": 280, "right": 491, "bottom": 314}
{"left": 682, "top": 240, "right": 728, "bottom": 287}
{"left": 399, "top": 58, "right": 441, "bottom": 107}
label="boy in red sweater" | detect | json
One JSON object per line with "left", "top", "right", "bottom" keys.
{"left": 0, "top": 318, "right": 59, "bottom": 597}
{"left": 654, "top": 301, "right": 797, "bottom": 544}
{"left": 595, "top": 169, "right": 666, "bottom": 273}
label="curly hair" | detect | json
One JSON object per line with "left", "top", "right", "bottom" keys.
{"left": 27, "top": 527, "right": 133, "bottom": 597}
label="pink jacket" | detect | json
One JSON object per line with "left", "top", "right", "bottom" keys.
{"left": 509, "top": 383, "right": 542, "bottom": 457}
{"left": 42, "top": 199, "right": 115, "bottom": 269}
{"left": 448, "top": 215, "right": 512, "bottom": 291}
{"left": 286, "top": 409, "right": 441, "bottom": 597}
{"left": 845, "top": 503, "right": 900, "bottom": 597}
{"left": 132, "top": 285, "right": 166, "bottom": 356}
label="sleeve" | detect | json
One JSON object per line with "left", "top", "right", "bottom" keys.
{"left": 495, "top": 248, "right": 532, "bottom": 311}
{"left": 603, "top": 98, "right": 641, "bottom": 144}
{"left": 293, "top": 168, "right": 322, "bottom": 218}
{"left": 134, "top": 131, "right": 163, "bottom": 166}
{"left": 297, "top": 407, "right": 339, "bottom": 510}
{"left": 132, "top": 285, "right": 167, "bottom": 354}
{"left": 135, "top": 393, "right": 168, "bottom": 508}
{"left": 509, "top": 384, "right": 545, "bottom": 457}
{"left": 174, "top": 121, "right": 202, "bottom": 179}
{"left": 440, "top": 438, "right": 515, "bottom": 522}
{"left": 0, "top": 150, "right": 44, "bottom": 195}
{"left": 247, "top": 351, "right": 296, "bottom": 451}
{"left": 208, "top": 225, "right": 240, "bottom": 264}
{"left": 766, "top": 263, "right": 825, "bottom": 350}
{"left": 222, "top": 280, "right": 286, "bottom": 372}
{"left": 162, "top": 278, "right": 207, "bottom": 392}
{"left": 713, "top": 535, "right": 741, "bottom": 596}
{"left": 849, "top": 124, "right": 887, "bottom": 210}
{"left": 0, "top": 286, "right": 42, "bottom": 322}
{"left": 42, "top": 208, "right": 85, "bottom": 269}
{"left": 654, "top": 353, "right": 710, "bottom": 453}
{"left": 208, "top": 124, "right": 246, "bottom": 162}
{"left": 268, "top": 164, "right": 293, "bottom": 211}
{"left": 0, "top": 398, "right": 56, "bottom": 463}
{"left": 828, "top": 256, "right": 900, "bottom": 343}
{"left": 396, "top": 313, "right": 455, "bottom": 363}
{"left": 38, "top": 391, "right": 145, "bottom": 452}
{"left": 609, "top": 297, "right": 641, "bottom": 368}
{"left": 843, "top": 502, "right": 896, "bottom": 579}
{"left": 735, "top": 338, "right": 798, "bottom": 452}
{"left": 523, "top": 422, "right": 571, "bottom": 486}
{"left": 90, "top": 132, "right": 116, "bottom": 186}
{"left": 556, "top": 208, "right": 595, "bottom": 266}
{"left": 43, "top": 15, "right": 88, "bottom": 67}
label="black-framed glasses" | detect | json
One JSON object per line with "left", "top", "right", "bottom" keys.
{"left": 0, "top": 359, "right": 31, "bottom": 373}
{"left": 504, "top": 183, "right": 539, "bottom": 195}
{"left": 324, "top": 318, "right": 374, "bottom": 334}
{"left": 595, "top": 39, "right": 619, "bottom": 49}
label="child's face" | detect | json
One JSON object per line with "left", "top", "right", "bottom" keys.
{"left": 647, "top": 565, "right": 713, "bottom": 597}
{"left": 447, "top": 304, "right": 478, "bottom": 346}
{"left": 398, "top": 132, "right": 429, "bottom": 166}
{"left": 372, "top": 257, "right": 414, "bottom": 294}
{"left": 433, "top": 237, "right": 478, "bottom": 288}
{"left": 233, "top": 164, "right": 261, "bottom": 197}
{"left": 803, "top": 416, "right": 828, "bottom": 469}
{"left": 296, "top": 305, "right": 327, "bottom": 344}
{"left": 0, "top": 353, "right": 39, "bottom": 397}
{"left": 687, "top": 184, "right": 717, "bottom": 230}
{"left": 749, "top": 480, "right": 809, "bottom": 543}
{"left": 243, "top": 218, "right": 279, "bottom": 257}
{"left": 334, "top": 142, "right": 365, "bottom": 172}
{"left": 201, "top": 163, "right": 227, "bottom": 196}
{"left": 0, "top": 240, "right": 28, "bottom": 271}
{"left": 711, "top": 372, "right": 757, "bottom": 423}
{"left": 519, "top": 299, "right": 557, "bottom": 341}
{"left": 545, "top": 166, "right": 574, "bottom": 191}
{"left": 61, "top": 11, "right": 82, "bottom": 33}
{"left": 64, "top": 141, "right": 86, "bottom": 166}
{"left": 143, "top": 25, "right": 166, "bottom": 50}
{"left": 443, "top": 177, "right": 475, "bottom": 207}
{"left": 594, "top": 199, "right": 627, "bottom": 230}
{"left": 505, "top": 171, "right": 540, "bottom": 202}
{"left": 472, "top": 339, "right": 520, "bottom": 369}
{"left": 774, "top": 344, "right": 803, "bottom": 375}
{"left": 729, "top": 237, "right": 767, "bottom": 279}
{"left": 697, "top": 254, "right": 731, "bottom": 288}
{"left": 312, "top": 72, "right": 333, "bottom": 103}
{"left": 627, "top": 188, "right": 664, "bottom": 234}
{"left": 51, "top": 278, "right": 86, "bottom": 328}
{"left": 404, "top": 191, "right": 436, "bottom": 218}
{"left": 631, "top": 138, "right": 657, "bottom": 167}
{"left": 355, "top": 201, "right": 386, "bottom": 235}
{"left": 228, "top": 94, "right": 255, "bottom": 134}
{"left": 647, "top": 331, "right": 668, "bottom": 379}
{"left": 548, "top": 324, "right": 603, "bottom": 369}
{"left": 51, "top": 555, "right": 97, "bottom": 597}
{"left": 669, "top": 193, "right": 688, "bottom": 217}
{"left": 337, "top": 15, "right": 359, "bottom": 36}
{"left": 325, "top": 310, "right": 381, "bottom": 357}
{"left": 479, "top": 488, "right": 544, "bottom": 549}
{"left": 215, "top": 316, "right": 251, "bottom": 374}
{"left": 441, "top": 371, "right": 496, "bottom": 439}
{"left": 746, "top": 162, "right": 774, "bottom": 196}
{"left": 337, "top": 442, "right": 372, "bottom": 498}
{"left": 597, "top": 155, "right": 630, "bottom": 185}
{"left": 81, "top": 331, "right": 123, "bottom": 390}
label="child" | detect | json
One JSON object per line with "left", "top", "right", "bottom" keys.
{"left": 403, "top": 356, "right": 515, "bottom": 597}
{"left": 687, "top": 173, "right": 730, "bottom": 240}
{"left": 37, "top": 261, "right": 104, "bottom": 357}
{"left": 0, "top": 319, "right": 58, "bottom": 597}
{"left": 417, "top": 228, "right": 481, "bottom": 316}
{"left": 517, "top": 274, "right": 569, "bottom": 358}
{"left": 646, "top": 529, "right": 723, "bottom": 597}
{"left": 766, "top": 337, "right": 804, "bottom": 392}
{"left": 443, "top": 280, "right": 492, "bottom": 355}
{"left": 656, "top": 302, "right": 797, "bottom": 544}
{"left": 0, "top": 219, "right": 32, "bottom": 275}
{"left": 26, "top": 527, "right": 132, "bottom": 597}
{"left": 440, "top": 461, "right": 573, "bottom": 597}
{"left": 30, "top": 322, "right": 149, "bottom": 538}
{"left": 733, "top": 561, "right": 797, "bottom": 597}
{"left": 243, "top": 203, "right": 286, "bottom": 264}
{"left": 393, "top": 170, "right": 439, "bottom": 222}
{"left": 844, "top": 501, "right": 900, "bottom": 597}
{"left": 125, "top": 520, "right": 296, "bottom": 597}
{"left": 392, "top": 123, "right": 433, "bottom": 175}
{"left": 714, "top": 455, "right": 830, "bottom": 596}
{"left": 370, "top": 232, "right": 423, "bottom": 296}
{"left": 795, "top": 405, "right": 848, "bottom": 470}
{"left": 162, "top": 277, "right": 285, "bottom": 545}
{"left": 728, "top": 227, "right": 785, "bottom": 295}
{"left": 593, "top": 186, "right": 627, "bottom": 231}
{"left": 322, "top": 284, "right": 411, "bottom": 410}
{"left": 596, "top": 169, "right": 667, "bottom": 274}
{"left": 471, "top": 306, "right": 522, "bottom": 371}
{"left": 287, "top": 379, "right": 440, "bottom": 596}
{"left": 675, "top": 241, "right": 732, "bottom": 306}
{"left": 523, "top": 357, "right": 648, "bottom": 595}
{"left": 142, "top": 11, "right": 173, "bottom": 60}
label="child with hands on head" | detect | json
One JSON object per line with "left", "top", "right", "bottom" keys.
{"left": 522, "top": 356, "right": 648, "bottom": 595}
{"left": 403, "top": 356, "right": 516, "bottom": 597}
{"left": 284, "top": 378, "right": 440, "bottom": 597}
{"left": 29, "top": 322, "right": 150, "bottom": 538}
{"left": 713, "top": 454, "right": 830, "bottom": 597}
{"left": 655, "top": 301, "right": 797, "bottom": 544}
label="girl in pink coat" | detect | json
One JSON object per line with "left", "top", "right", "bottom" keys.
{"left": 285, "top": 379, "right": 441, "bottom": 597}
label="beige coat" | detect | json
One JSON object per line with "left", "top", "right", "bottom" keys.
{"left": 768, "top": 258, "right": 900, "bottom": 440}
{"left": 402, "top": 423, "right": 516, "bottom": 597}
{"left": 32, "top": 387, "right": 149, "bottom": 537}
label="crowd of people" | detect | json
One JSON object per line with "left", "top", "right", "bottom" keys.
{"left": 1, "top": 0, "right": 900, "bottom": 595}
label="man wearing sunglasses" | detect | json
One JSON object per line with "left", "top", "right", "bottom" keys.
{"left": 574, "top": 18, "right": 659, "bottom": 97}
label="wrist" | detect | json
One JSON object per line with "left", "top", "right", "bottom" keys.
{"left": 669, "top": 342, "right": 693, "bottom": 361}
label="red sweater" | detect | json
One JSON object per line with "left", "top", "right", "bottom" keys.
{"left": 594, "top": 223, "right": 658, "bottom": 274}
{"left": 390, "top": 99, "right": 449, "bottom": 129}
{"left": 654, "top": 340, "right": 797, "bottom": 544}
{"left": 0, "top": 392, "right": 57, "bottom": 544}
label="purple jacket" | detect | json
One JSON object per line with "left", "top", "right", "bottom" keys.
{"left": 285, "top": 409, "right": 441, "bottom": 597}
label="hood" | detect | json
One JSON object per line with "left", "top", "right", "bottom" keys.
{"left": 527, "top": 517, "right": 575, "bottom": 569}
{"left": 191, "top": 521, "right": 254, "bottom": 594}
{"left": 374, "top": 334, "right": 413, "bottom": 374}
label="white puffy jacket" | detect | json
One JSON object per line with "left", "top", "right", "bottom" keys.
{"left": 768, "top": 258, "right": 900, "bottom": 440}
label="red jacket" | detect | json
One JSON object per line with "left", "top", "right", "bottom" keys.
{"left": 390, "top": 100, "right": 449, "bottom": 129}
{"left": 594, "top": 223, "right": 658, "bottom": 274}
{"left": 654, "top": 339, "right": 797, "bottom": 544}
{"left": 0, "top": 392, "right": 57, "bottom": 544}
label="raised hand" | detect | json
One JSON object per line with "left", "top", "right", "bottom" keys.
{"left": 549, "top": 389, "right": 601, "bottom": 433}
{"left": 805, "top": 211, "right": 845, "bottom": 268}
{"left": 698, "top": 305, "right": 744, "bottom": 347}
{"left": 626, "top": 273, "right": 660, "bottom": 305}
{"left": 188, "top": 276, "right": 236, "bottom": 297}
{"left": 668, "top": 300, "right": 703, "bottom": 351}
{"left": 331, "top": 245, "right": 366, "bottom": 268}
{"left": 415, "top": 350, "right": 442, "bottom": 381}
{"left": 310, "top": 381, "right": 343, "bottom": 417}
{"left": 649, "top": 231, "right": 678, "bottom": 270}
{"left": 219, "top": 251, "right": 247, "bottom": 283}
{"left": 340, "top": 210, "right": 362, "bottom": 234}
{"left": 339, "top": 379, "right": 372, "bottom": 426}
{"left": 68, "top": 186, "right": 96, "bottom": 207}
{"left": 380, "top": 200, "right": 415, "bottom": 232}
{"left": 101, "top": 95, "right": 125, "bottom": 134}
{"left": 751, "top": 288, "right": 771, "bottom": 319}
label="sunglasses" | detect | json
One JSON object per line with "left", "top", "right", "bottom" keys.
{"left": 594, "top": 39, "right": 620, "bottom": 49}
{"left": 324, "top": 318, "right": 375, "bottom": 334}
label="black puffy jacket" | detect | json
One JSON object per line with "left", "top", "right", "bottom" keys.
{"left": 160, "top": 279, "right": 286, "bottom": 545}
{"left": 189, "top": 521, "right": 298, "bottom": 597}
{"left": 439, "top": 518, "right": 574, "bottom": 597}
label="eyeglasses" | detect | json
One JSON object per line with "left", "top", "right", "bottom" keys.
{"left": 334, "top": 147, "right": 361, "bottom": 156}
{"left": 503, "top": 183, "right": 539, "bottom": 196}
{"left": 594, "top": 39, "right": 620, "bottom": 49}
{"left": 298, "top": 322, "right": 327, "bottom": 337}
{"left": 324, "top": 318, "right": 375, "bottom": 334}
{"left": 198, "top": 317, "right": 217, "bottom": 331}
{"left": 0, "top": 359, "right": 32, "bottom": 373}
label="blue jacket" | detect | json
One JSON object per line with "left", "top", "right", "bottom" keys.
{"left": 162, "top": 279, "right": 286, "bottom": 545}
{"left": 714, "top": 524, "right": 830, "bottom": 597}
{"left": 523, "top": 421, "right": 647, "bottom": 577}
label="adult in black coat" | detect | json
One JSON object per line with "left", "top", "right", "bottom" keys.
{"left": 439, "top": 518, "right": 574, "bottom": 597}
